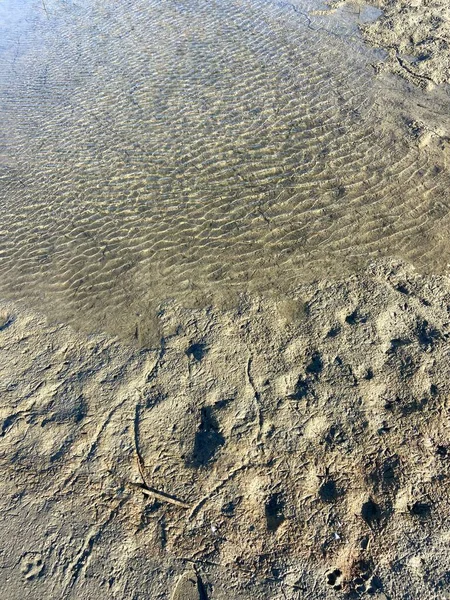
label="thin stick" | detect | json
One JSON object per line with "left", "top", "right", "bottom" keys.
{"left": 134, "top": 403, "right": 148, "bottom": 485}
{"left": 246, "top": 355, "right": 263, "bottom": 443}
{"left": 135, "top": 484, "right": 190, "bottom": 509}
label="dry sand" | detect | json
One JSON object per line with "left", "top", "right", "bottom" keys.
{"left": 330, "top": 0, "right": 450, "bottom": 87}
{"left": 1, "top": 259, "right": 450, "bottom": 599}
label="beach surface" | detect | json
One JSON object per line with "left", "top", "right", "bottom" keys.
{"left": 1, "top": 0, "right": 450, "bottom": 598}
{"left": 2, "top": 259, "right": 450, "bottom": 599}
{"left": 361, "top": 0, "right": 450, "bottom": 88}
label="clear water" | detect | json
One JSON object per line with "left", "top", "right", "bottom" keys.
{"left": 0, "top": 0, "right": 449, "bottom": 343}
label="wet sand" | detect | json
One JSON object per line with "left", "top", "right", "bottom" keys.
{"left": 361, "top": 0, "right": 450, "bottom": 88}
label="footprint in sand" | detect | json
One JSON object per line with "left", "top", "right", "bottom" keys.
{"left": 20, "top": 552, "right": 44, "bottom": 581}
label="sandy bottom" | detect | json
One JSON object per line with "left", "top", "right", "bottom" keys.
{"left": 1, "top": 259, "right": 449, "bottom": 599}
{"left": 1, "top": 0, "right": 450, "bottom": 344}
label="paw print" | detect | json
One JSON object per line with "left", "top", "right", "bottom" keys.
{"left": 326, "top": 568, "right": 343, "bottom": 591}
{"left": 351, "top": 559, "right": 383, "bottom": 595}
{"left": 353, "top": 572, "right": 372, "bottom": 594}
{"left": 20, "top": 553, "right": 44, "bottom": 581}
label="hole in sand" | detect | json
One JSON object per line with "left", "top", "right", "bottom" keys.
{"left": 345, "top": 309, "right": 367, "bottom": 325}
{"left": 265, "top": 493, "right": 285, "bottom": 532}
{"left": 395, "top": 284, "right": 410, "bottom": 295}
{"left": 437, "top": 445, "right": 448, "bottom": 457}
{"left": 365, "top": 367, "right": 374, "bottom": 380}
{"left": 189, "top": 406, "right": 225, "bottom": 467}
{"left": 326, "top": 325, "right": 341, "bottom": 338}
{"left": 409, "top": 501, "right": 432, "bottom": 518}
{"left": 318, "top": 479, "right": 338, "bottom": 503}
{"left": 306, "top": 351, "right": 323, "bottom": 376}
{"left": 289, "top": 377, "right": 309, "bottom": 400}
{"left": 361, "top": 498, "right": 381, "bottom": 528}
{"left": 186, "top": 342, "right": 208, "bottom": 361}
{"left": 326, "top": 569, "right": 342, "bottom": 586}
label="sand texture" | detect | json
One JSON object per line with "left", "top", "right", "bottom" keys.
{"left": 1, "top": 1, "right": 450, "bottom": 598}
{"left": 332, "top": 0, "right": 450, "bottom": 87}
{"left": 1, "top": 259, "right": 449, "bottom": 599}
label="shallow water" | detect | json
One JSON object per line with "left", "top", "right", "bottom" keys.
{"left": 0, "top": 0, "right": 449, "bottom": 343}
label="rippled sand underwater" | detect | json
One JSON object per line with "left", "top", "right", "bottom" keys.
{"left": 1, "top": 0, "right": 449, "bottom": 343}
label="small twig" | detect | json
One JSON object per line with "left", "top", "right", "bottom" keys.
{"left": 134, "top": 403, "right": 148, "bottom": 486}
{"left": 132, "top": 483, "right": 190, "bottom": 509}
{"left": 175, "top": 556, "right": 222, "bottom": 567}
{"left": 246, "top": 355, "right": 263, "bottom": 443}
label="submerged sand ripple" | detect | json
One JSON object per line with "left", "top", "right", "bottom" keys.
{"left": 0, "top": 0, "right": 449, "bottom": 342}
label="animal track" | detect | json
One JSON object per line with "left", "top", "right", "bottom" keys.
{"left": 409, "top": 501, "right": 432, "bottom": 518}
{"left": 361, "top": 498, "right": 382, "bottom": 529}
{"left": 326, "top": 568, "right": 343, "bottom": 591}
{"left": 350, "top": 559, "right": 383, "bottom": 595}
{"left": 318, "top": 478, "right": 338, "bottom": 503}
{"left": 265, "top": 493, "right": 285, "bottom": 532}
{"left": 345, "top": 309, "right": 367, "bottom": 325}
{"left": 189, "top": 404, "right": 225, "bottom": 467}
{"left": 186, "top": 341, "right": 208, "bottom": 361}
{"left": 20, "top": 552, "right": 44, "bottom": 581}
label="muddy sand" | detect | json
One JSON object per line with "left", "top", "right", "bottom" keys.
{"left": 1, "top": 259, "right": 450, "bottom": 599}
